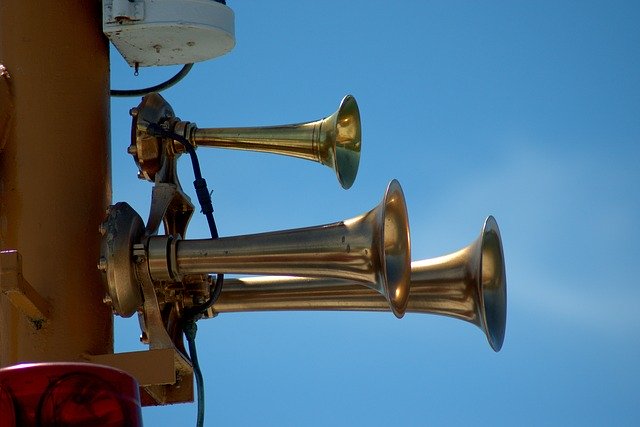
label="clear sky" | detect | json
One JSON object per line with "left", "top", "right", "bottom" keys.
{"left": 109, "top": 1, "right": 639, "bottom": 426}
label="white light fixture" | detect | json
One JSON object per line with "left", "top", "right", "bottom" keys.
{"left": 103, "top": 0, "right": 235, "bottom": 67}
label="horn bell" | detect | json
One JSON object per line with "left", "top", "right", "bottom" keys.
{"left": 409, "top": 216, "right": 506, "bottom": 351}
{"left": 208, "top": 216, "right": 507, "bottom": 351}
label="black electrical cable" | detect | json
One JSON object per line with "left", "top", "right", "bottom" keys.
{"left": 146, "top": 123, "right": 225, "bottom": 306}
{"left": 183, "top": 320, "right": 206, "bottom": 427}
{"left": 110, "top": 63, "right": 194, "bottom": 98}
{"left": 146, "top": 123, "right": 224, "bottom": 427}
{"left": 146, "top": 123, "right": 225, "bottom": 312}
{"left": 145, "top": 124, "right": 218, "bottom": 236}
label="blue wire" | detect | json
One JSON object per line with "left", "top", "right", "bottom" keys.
{"left": 184, "top": 321, "right": 205, "bottom": 427}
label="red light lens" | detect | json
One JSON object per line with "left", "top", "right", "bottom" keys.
{"left": 0, "top": 363, "right": 141, "bottom": 427}
{"left": 37, "top": 373, "right": 128, "bottom": 427}
{"left": 0, "top": 385, "right": 17, "bottom": 427}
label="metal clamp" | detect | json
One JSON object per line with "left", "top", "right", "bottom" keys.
{"left": 105, "top": 0, "right": 144, "bottom": 24}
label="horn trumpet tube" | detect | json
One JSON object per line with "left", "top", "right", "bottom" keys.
{"left": 188, "top": 95, "right": 361, "bottom": 189}
{"left": 208, "top": 216, "right": 506, "bottom": 351}
{"left": 147, "top": 180, "right": 411, "bottom": 317}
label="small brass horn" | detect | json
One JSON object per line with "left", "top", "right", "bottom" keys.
{"left": 130, "top": 93, "right": 361, "bottom": 189}
{"left": 208, "top": 216, "right": 507, "bottom": 351}
{"left": 142, "top": 180, "right": 411, "bottom": 317}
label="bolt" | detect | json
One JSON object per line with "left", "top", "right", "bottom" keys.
{"left": 97, "top": 257, "right": 108, "bottom": 272}
{"left": 103, "top": 294, "right": 113, "bottom": 305}
{"left": 31, "top": 319, "right": 44, "bottom": 330}
{"left": 129, "top": 107, "right": 139, "bottom": 117}
{"left": 127, "top": 145, "right": 138, "bottom": 155}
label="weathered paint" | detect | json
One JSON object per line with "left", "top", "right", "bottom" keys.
{"left": 0, "top": 64, "right": 13, "bottom": 153}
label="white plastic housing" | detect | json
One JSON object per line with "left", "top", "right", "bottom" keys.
{"left": 103, "top": 0, "right": 235, "bottom": 67}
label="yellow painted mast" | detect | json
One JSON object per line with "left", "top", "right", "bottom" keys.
{"left": 0, "top": 1, "right": 113, "bottom": 365}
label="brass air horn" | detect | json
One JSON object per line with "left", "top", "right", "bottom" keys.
{"left": 129, "top": 93, "right": 361, "bottom": 189}
{"left": 104, "top": 180, "right": 411, "bottom": 318}
{"left": 206, "top": 216, "right": 507, "bottom": 351}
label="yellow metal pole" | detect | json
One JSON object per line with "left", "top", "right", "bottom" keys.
{"left": 0, "top": 1, "right": 112, "bottom": 364}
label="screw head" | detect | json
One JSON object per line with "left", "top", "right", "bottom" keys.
{"left": 102, "top": 294, "right": 113, "bottom": 305}
{"left": 97, "top": 257, "right": 108, "bottom": 272}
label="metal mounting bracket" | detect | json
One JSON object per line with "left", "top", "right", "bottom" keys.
{"left": 0, "top": 250, "right": 52, "bottom": 322}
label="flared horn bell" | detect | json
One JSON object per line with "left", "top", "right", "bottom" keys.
{"left": 145, "top": 180, "right": 411, "bottom": 317}
{"left": 189, "top": 95, "right": 361, "bottom": 189}
{"left": 208, "top": 216, "right": 507, "bottom": 351}
{"left": 408, "top": 216, "right": 506, "bottom": 351}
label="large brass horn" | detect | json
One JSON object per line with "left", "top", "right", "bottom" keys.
{"left": 130, "top": 93, "right": 361, "bottom": 189}
{"left": 207, "top": 216, "right": 507, "bottom": 351}
{"left": 142, "top": 180, "right": 410, "bottom": 317}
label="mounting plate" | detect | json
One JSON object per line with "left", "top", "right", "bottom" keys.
{"left": 99, "top": 202, "right": 145, "bottom": 317}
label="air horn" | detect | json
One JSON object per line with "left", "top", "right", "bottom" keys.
{"left": 206, "top": 216, "right": 507, "bottom": 351}
{"left": 101, "top": 180, "right": 411, "bottom": 318}
{"left": 129, "top": 93, "right": 361, "bottom": 189}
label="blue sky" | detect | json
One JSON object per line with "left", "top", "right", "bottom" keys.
{"left": 109, "top": 1, "right": 639, "bottom": 425}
